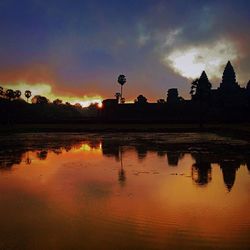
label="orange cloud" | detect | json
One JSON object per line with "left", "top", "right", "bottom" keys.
{"left": 0, "top": 63, "right": 56, "bottom": 85}
{"left": 2, "top": 82, "right": 103, "bottom": 107}
{"left": 0, "top": 64, "right": 104, "bottom": 107}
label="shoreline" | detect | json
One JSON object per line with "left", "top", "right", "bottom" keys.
{"left": 1, "top": 122, "right": 250, "bottom": 139}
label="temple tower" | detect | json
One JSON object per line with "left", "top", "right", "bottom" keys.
{"left": 220, "top": 61, "right": 239, "bottom": 91}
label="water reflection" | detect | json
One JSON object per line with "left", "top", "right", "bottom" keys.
{"left": 220, "top": 161, "right": 240, "bottom": 192}
{"left": 0, "top": 134, "right": 249, "bottom": 193}
{"left": 101, "top": 141, "right": 248, "bottom": 192}
{"left": 118, "top": 148, "right": 126, "bottom": 186}
{"left": 37, "top": 150, "right": 48, "bottom": 160}
{"left": 192, "top": 159, "right": 212, "bottom": 187}
{"left": 0, "top": 133, "right": 249, "bottom": 249}
{"left": 167, "top": 152, "right": 184, "bottom": 166}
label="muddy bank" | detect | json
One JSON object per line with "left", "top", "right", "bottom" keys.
{"left": 1, "top": 123, "right": 250, "bottom": 142}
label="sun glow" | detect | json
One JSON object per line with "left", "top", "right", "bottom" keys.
{"left": 74, "top": 143, "right": 102, "bottom": 153}
{"left": 73, "top": 99, "right": 103, "bottom": 108}
{"left": 3, "top": 82, "right": 103, "bottom": 107}
{"left": 164, "top": 40, "right": 238, "bottom": 79}
{"left": 97, "top": 102, "right": 103, "bottom": 108}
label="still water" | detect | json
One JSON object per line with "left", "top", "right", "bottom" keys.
{"left": 0, "top": 133, "right": 249, "bottom": 249}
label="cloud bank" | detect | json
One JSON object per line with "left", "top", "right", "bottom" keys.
{"left": 0, "top": 0, "right": 249, "bottom": 101}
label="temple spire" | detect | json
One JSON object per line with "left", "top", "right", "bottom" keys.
{"left": 247, "top": 80, "right": 250, "bottom": 90}
{"left": 220, "top": 61, "right": 238, "bottom": 90}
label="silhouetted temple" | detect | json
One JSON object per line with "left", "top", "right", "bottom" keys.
{"left": 102, "top": 61, "right": 250, "bottom": 122}
{"left": 212, "top": 61, "right": 247, "bottom": 108}
{"left": 220, "top": 61, "right": 239, "bottom": 91}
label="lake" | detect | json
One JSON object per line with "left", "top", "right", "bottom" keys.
{"left": 0, "top": 133, "right": 249, "bottom": 249}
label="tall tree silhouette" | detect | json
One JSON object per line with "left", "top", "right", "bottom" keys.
{"left": 0, "top": 86, "right": 4, "bottom": 97}
{"left": 25, "top": 90, "right": 32, "bottom": 102}
{"left": 31, "top": 95, "right": 49, "bottom": 104}
{"left": 190, "top": 71, "right": 212, "bottom": 127}
{"left": 14, "top": 90, "right": 21, "bottom": 99}
{"left": 135, "top": 94, "right": 148, "bottom": 104}
{"left": 53, "top": 99, "right": 63, "bottom": 105}
{"left": 5, "top": 89, "right": 15, "bottom": 100}
{"left": 117, "top": 74, "right": 126, "bottom": 103}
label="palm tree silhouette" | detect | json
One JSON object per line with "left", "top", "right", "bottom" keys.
{"left": 5, "top": 89, "right": 15, "bottom": 100}
{"left": 118, "top": 146, "right": 126, "bottom": 186}
{"left": 117, "top": 74, "right": 126, "bottom": 103}
{"left": 14, "top": 90, "right": 21, "bottom": 99}
{"left": 25, "top": 90, "right": 32, "bottom": 102}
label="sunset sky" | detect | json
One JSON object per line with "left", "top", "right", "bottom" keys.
{"left": 0, "top": 0, "right": 249, "bottom": 105}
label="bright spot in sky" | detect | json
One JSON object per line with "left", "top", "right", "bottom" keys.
{"left": 3, "top": 82, "right": 103, "bottom": 107}
{"left": 97, "top": 102, "right": 103, "bottom": 108}
{"left": 76, "top": 99, "right": 102, "bottom": 108}
{"left": 164, "top": 40, "right": 238, "bottom": 79}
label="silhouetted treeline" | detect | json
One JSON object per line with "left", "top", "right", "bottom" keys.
{"left": 0, "top": 97, "right": 100, "bottom": 123}
{"left": 1, "top": 61, "right": 250, "bottom": 123}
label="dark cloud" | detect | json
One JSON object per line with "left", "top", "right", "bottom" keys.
{"left": 0, "top": 0, "right": 249, "bottom": 101}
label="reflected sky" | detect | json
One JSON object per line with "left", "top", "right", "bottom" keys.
{"left": 0, "top": 133, "right": 249, "bottom": 249}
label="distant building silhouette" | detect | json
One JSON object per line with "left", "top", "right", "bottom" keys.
{"left": 190, "top": 71, "right": 212, "bottom": 102}
{"left": 167, "top": 88, "right": 180, "bottom": 104}
{"left": 101, "top": 61, "right": 250, "bottom": 123}
{"left": 219, "top": 61, "right": 239, "bottom": 92}
{"left": 215, "top": 61, "right": 247, "bottom": 108}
